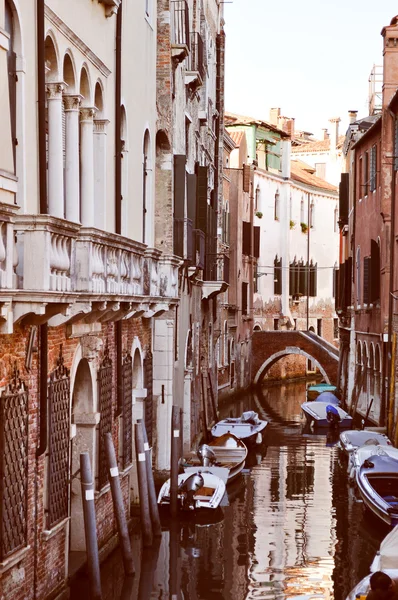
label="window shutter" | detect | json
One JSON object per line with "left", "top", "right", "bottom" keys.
{"left": 196, "top": 166, "right": 208, "bottom": 234}
{"left": 345, "top": 257, "right": 352, "bottom": 308}
{"left": 187, "top": 172, "right": 197, "bottom": 225}
{"left": 8, "top": 49, "right": 17, "bottom": 173}
{"left": 243, "top": 164, "right": 250, "bottom": 193}
{"left": 363, "top": 151, "right": 369, "bottom": 196}
{"left": 339, "top": 173, "right": 349, "bottom": 226}
{"left": 309, "top": 262, "right": 317, "bottom": 297}
{"left": 333, "top": 267, "right": 338, "bottom": 298}
{"left": 371, "top": 239, "right": 380, "bottom": 302}
{"left": 363, "top": 256, "right": 371, "bottom": 304}
{"left": 242, "top": 221, "right": 251, "bottom": 256}
{"left": 174, "top": 155, "right": 186, "bottom": 219}
{"left": 253, "top": 226, "right": 260, "bottom": 259}
{"left": 274, "top": 256, "right": 282, "bottom": 295}
{"left": 370, "top": 145, "right": 377, "bottom": 192}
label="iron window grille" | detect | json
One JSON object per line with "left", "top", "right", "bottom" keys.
{"left": 97, "top": 341, "right": 113, "bottom": 490}
{"left": 47, "top": 346, "right": 70, "bottom": 529}
{"left": 0, "top": 363, "right": 29, "bottom": 560}
{"left": 122, "top": 352, "right": 133, "bottom": 470}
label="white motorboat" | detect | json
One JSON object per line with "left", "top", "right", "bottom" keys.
{"left": 301, "top": 401, "right": 353, "bottom": 429}
{"left": 356, "top": 453, "right": 398, "bottom": 526}
{"left": 346, "top": 527, "right": 398, "bottom": 599}
{"left": 349, "top": 443, "right": 398, "bottom": 480}
{"left": 211, "top": 411, "right": 267, "bottom": 445}
{"left": 340, "top": 429, "right": 391, "bottom": 456}
{"left": 184, "top": 433, "right": 248, "bottom": 483}
{"left": 158, "top": 470, "right": 226, "bottom": 511}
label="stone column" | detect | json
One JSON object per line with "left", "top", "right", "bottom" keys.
{"left": 80, "top": 107, "right": 96, "bottom": 227}
{"left": 47, "top": 83, "right": 65, "bottom": 218}
{"left": 93, "top": 119, "right": 109, "bottom": 230}
{"left": 63, "top": 95, "right": 81, "bottom": 223}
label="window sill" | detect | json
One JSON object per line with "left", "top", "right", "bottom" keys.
{"left": 145, "top": 14, "right": 154, "bottom": 30}
{"left": 0, "top": 546, "right": 31, "bottom": 574}
{"left": 42, "top": 517, "right": 69, "bottom": 541}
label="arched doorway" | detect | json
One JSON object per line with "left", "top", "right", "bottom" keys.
{"left": 70, "top": 358, "right": 94, "bottom": 552}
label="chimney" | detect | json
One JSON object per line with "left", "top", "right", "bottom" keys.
{"left": 382, "top": 16, "right": 398, "bottom": 107}
{"left": 329, "top": 117, "right": 341, "bottom": 151}
{"left": 277, "top": 116, "right": 295, "bottom": 138}
{"left": 348, "top": 110, "right": 358, "bottom": 124}
{"left": 269, "top": 108, "right": 280, "bottom": 126}
{"left": 322, "top": 128, "right": 329, "bottom": 141}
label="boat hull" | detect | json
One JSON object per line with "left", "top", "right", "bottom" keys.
{"left": 356, "top": 455, "right": 398, "bottom": 526}
{"left": 158, "top": 471, "right": 226, "bottom": 511}
{"left": 211, "top": 417, "right": 267, "bottom": 445}
{"left": 301, "top": 401, "right": 353, "bottom": 429}
{"left": 185, "top": 433, "right": 248, "bottom": 483}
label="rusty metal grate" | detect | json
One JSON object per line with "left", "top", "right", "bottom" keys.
{"left": 122, "top": 353, "right": 133, "bottom": 469}
{"left": 98, "top": 341, "right": 113, "bottom": 489}
{"left": 144, "top": 350, "right": 153, "bottom": 448}
{"left": 47, "top": 346, "right": 70, "bottom": 529}
{"left": 0, "top": 363, "right": 29, "bottom": 560}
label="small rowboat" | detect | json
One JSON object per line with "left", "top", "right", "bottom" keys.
{"left": 356, "top": 453, "right": 398, "bottom": 526}
{"left": 340, "top": 429, "right": 391, "bottom": 457}
{"left": 307, "top": 383, "right": 338, "bottom": 401}
{"left": 301, "top": 401, "right": 353, "bottom": 429}
{"left": 349, "top": 443, "right": 398, "bottom": 480}
{"left": 211, "top": 411, "right": 267, "bottom": 445}
{"left": 157, "top": 470, "right": 226, "bottom": 511}
{"left": 184, "top": 433, "right": 248, "bottom": 483}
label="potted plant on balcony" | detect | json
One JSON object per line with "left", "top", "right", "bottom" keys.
{"left": 300, "top": 222, "right": 308, "bottom": 233}
{"left": 290, "top": 220, "right": 296, "bottom": 229}
{"left": 255, "top": 211, "right": 263, "bottom": 219}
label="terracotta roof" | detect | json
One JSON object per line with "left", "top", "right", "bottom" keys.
{"left": 228, "top": 130, "right": 245, "bottom": 147}
{"left": 291, "top": 135, "right": 345, "bottom": 153}
{"left": 225, "top": 111, "right": 289, "bottom": 138}
{"left": 290, "top": 161, "right": 338, "bottom": 193}
{"left": 290, "top": 158, "right": 315, "bottom": 174}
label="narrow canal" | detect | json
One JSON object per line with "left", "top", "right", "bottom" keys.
{"left": 70, "top": 379, "right": 390, "bottom": 600}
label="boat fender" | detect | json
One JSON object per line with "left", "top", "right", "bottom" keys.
{"left": 363, "top": 459, "right": 374, "bottom": 468}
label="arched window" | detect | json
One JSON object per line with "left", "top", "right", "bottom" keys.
{"left": 310, "top": 201, "right": 315, "bottom": 228}
{"left": 223, "top": 321, "right": 228, "bottom": 366}
{"left": 334, "top": 207, "right": 339, "bottom": 232}
{"left": 274, "top": 191, "right": 280, "bottom": 221}
{"left": 356, "top": 246, "right": 361, "bottom": 305}
{"left": 5, "top": 0, "right": 16, "bottom": 174}
{"left": 255, "top": 184, "right": 260, "bottom": 211}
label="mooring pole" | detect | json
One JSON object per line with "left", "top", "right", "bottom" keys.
{"left": 138, "top": 537, "right": 161, "bottom": 600}
{"left": 179, "top": 408, "right": 184, "bottom": 459}
{"left": 134, "top": 421, "right": 153, "bottom": 547}
{"left": 80, "top": 452, "right": 102, "bottom": 600}
{"left": 104, "top": 433, "right": 135, "bottom": 576}
{"left": 170, "top": 405, "right": 180, "bottom": 518}
{"left": 169, "top": 521, "right": 180, "bottom": 600}
{"left": 137, "top": 419, "right": 162, "bottom": 537}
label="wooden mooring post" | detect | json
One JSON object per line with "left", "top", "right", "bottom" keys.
{"left": 138, "top": 418, "right": 162, "bottom": 537}
{"left": 80, "top": 452, "right": 102, "bottom": 600}
{"left": 134, "top": 421, "right": 153, "bottom": 547}
{"left": 170, "top": 405, "right": 180, "bottom": 518}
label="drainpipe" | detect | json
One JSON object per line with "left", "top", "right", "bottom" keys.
{"left": 306, "top": 193, "right": 310, "bottom": 331}
{"left": 386, "top": 111, "right": 396, "bottom": 429}
{"left": 115, "top": 3, "right": 123, "bottom": 415}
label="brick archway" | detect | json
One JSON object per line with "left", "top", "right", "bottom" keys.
{"left": 251, "top": 331, "right": 339, "bottom": 386}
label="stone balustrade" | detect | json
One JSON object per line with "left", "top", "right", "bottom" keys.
{"left": 0, "top": 204, "right": 19, "bottom": 290}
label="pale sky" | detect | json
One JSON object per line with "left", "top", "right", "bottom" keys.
{"left": 224, "top": 1, "right": 398, "bottom": 138}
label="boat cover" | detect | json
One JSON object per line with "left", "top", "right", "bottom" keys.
{"left": 316, "top": 391, "right": 340, "bottom": 405}
{"left": 372, "top": 526, "right": 398, "bottom": 570}
{"left": 341, "top": 430, "right": 391, "bottom": 449}
{"left": 361, "top": 453, "right": 398, "bottom": 473}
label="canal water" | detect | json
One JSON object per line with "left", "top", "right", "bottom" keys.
{"left": 70, "top": 379, "right": 390, "bottom": 600}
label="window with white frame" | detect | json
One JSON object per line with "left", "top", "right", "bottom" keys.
{"left": 274, "top": 191, "right": 280, "bottom": 221}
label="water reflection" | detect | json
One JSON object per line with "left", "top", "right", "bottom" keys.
{"left": 70, "top": 379, "right": 387, "bottom": 600}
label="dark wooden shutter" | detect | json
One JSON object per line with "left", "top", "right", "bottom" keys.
{"left": 253, "top": 226, "right": 260, "bottom": 259}
{"left": 144, "top": 351, "right": 154, "bottom": 448}
{"left": 363, "top": 256, "right": 371, "bottom": 305}
{"left": 274, "top": 256, "right": 282, "bottom": 295}
{"left": 371, "top": 239, "right": 380, "bottom": 302}
{"left": 345, "top": 257, "right": 352, "bottom": 308}
{"left": 8, "top": 49, "right": 17, "bottom": 173}
{"left": 196, "top": 166, "right": 208, "bottom": 234}
{"left": 242, "top": 221, "right": 251, "bottom": 256}
{"left": 242, "top": 282, "right": 248, "bottom": 315}
{"left": 187, "top": 172, "right": 197, "bottom": 224}
{"left": 243, "top": 164, "right": 250, "bottom": 192}
{"left": 339, "top": 173, "right": 349, "bottom": 226}
{"left": 309, "top": 262, "right": 317, "bottom": 297}
{"left": 174, "top": 155, "right": 186, "bottom": 219}
{"left": 333, "top": 267, "right": 338, "bottom": 298}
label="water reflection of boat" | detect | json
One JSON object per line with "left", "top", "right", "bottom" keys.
{"left": 211, "top": 411, "right": 267, "bottom": 445}
{"left": 158, "top": 471, "right": 226, "bottom": 511}
{"left": 183, "top": 433, "right": 248, "bottom": 483}
{"left": 301, "top": 400, "right": 353, "bottom": 429}
{"left": 356, "top": 454, "right": 398, "bottom": 526}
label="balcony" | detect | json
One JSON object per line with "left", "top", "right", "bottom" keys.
{"left": 185, "top": 32, "right": 205, "bottom": 89}
{"left": 0, "top": 213, "right": 180, "bottom": 332}
{"left": 171, "top": 0, "right": 190, "bottom": 63}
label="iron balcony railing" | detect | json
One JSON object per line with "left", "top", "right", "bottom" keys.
{"left": 171, "top": 0, "right": 190, "bottom": 48}
{"left": 189, "top": 32, "right": 205, "bottom": 80}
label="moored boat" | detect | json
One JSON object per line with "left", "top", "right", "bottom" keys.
{"left": 158, "top": 470, "right": 226, "bottom": 511}
{"left": 350, "top": 443, "right": 398, "bottom": 480}
{"left": 184, "top": 433, "right": 248, "bottom": 483}
{"left": 211, "top": 411, "right": 267, "bottom": 445}
{"left": 307, "top": 383, "right": 338, "bottom": 401}
{"left": 315, "top": 391, "right": 340, "bottom": 405}
{"left": 301, "top": 400, "right": 353, "bottom": 429}
{"left": 356, "top": 453, "right": 398, "bottom": 526}
{"left": 340, "top": 429, "right": 391, "bottom": 456}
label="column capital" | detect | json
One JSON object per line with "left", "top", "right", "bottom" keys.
{"left": 46, "top": 82, "right": 66, "bottom": 100}
{"left": 94, "top": 119, "right": 110, "bottom": 133}
{"left": 63, "top": 94, "right": 83, "bottom": 112}
{"left": 80, "top": 107, "right": 97, "bottom": 122}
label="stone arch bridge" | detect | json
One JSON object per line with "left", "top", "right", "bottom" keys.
{"left": 252, "top": 331, "right": 339, "bottom": 386}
